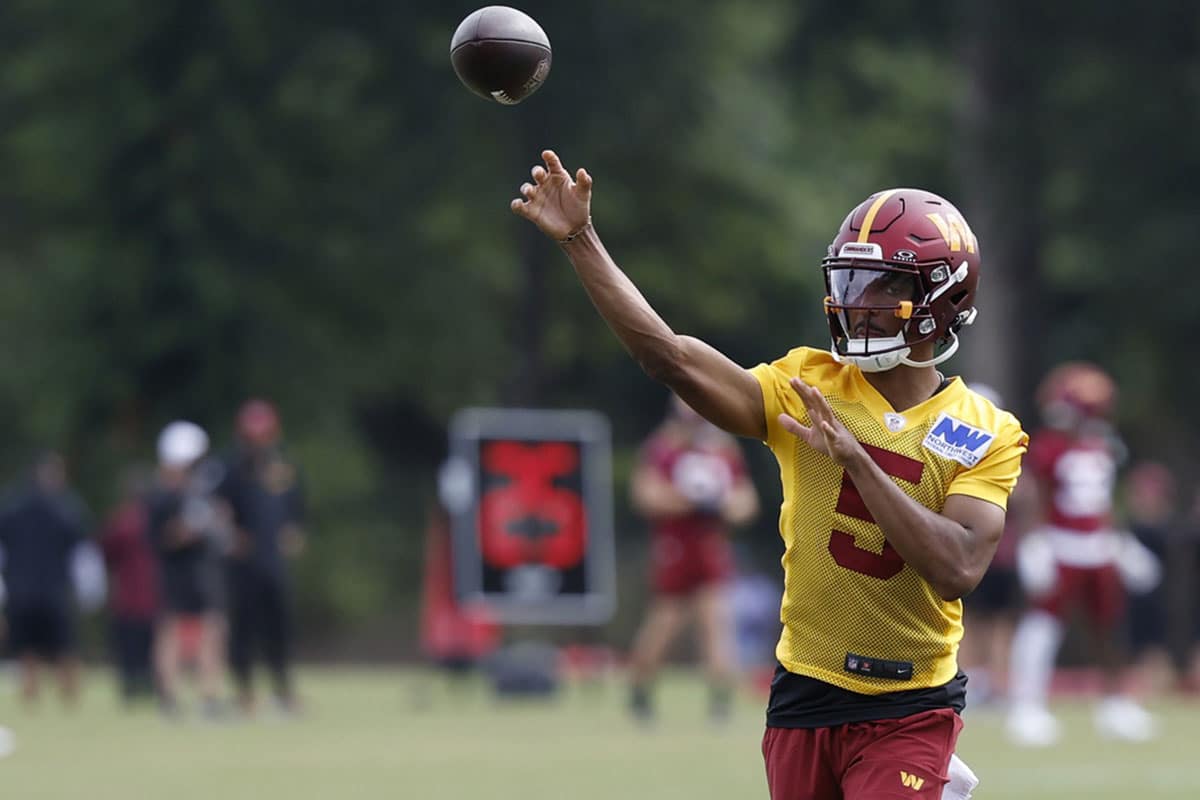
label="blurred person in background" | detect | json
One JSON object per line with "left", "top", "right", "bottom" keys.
{"left": 1184, "top": 488, "right": 1200, "bottom": 694}
{"left": 99, "top": 467, "right": 160, "bottom": 706}
{"left": 415, "top": 500, "right": 500, "bottom": 702}
{"left": 0, "top": 451, "right": 89, "bottom": 708}
{"left": 219, "top": 398, "right": 306, "bottom": 715}
{"left": 0, "top": 557, "right": 8, "bottom": 756}
{"left": 728, "top": 548, "right": 783, "bottom": 691}
{"left": 1122, "top": 461, "right": 1180, "bottom": 694}
{"left": 1007, "top": 363, "right": 1160, "bottom": 746}
{"left": 626, "top": 393, "right": 759, "bottom": 724}
{"left": 956, "top": 384, "right": 1035, "bottom": 706}
{"left": 149, "top": 421, "right": 231, "bottom": 719}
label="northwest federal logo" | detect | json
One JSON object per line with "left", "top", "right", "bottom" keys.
{"left": 921, "top": 412, "right": 994, "bottom": 467}
{"left": 899, "top": 771, "right": 926, "bottom": 791}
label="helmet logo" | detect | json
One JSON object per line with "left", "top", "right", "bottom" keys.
{"left": 837, "top": 242, "right": 883, "bottom": 259}
{"left": 892, "top": 249, "right": 917, "bottom": 263}
{"left": 925, "top": 212, "right": 977, "bottom": 253}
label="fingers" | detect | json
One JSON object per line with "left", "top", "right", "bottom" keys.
{"left": 778, "top": 414, "right": 823, "bottom": 453}
{"left": 510, "top": 197, "right": 528, "bottom": 217}
{"left": 532, "top": 165, "right": 547, "bottom": 184}
{"left": 574, "top": 168, "right": 593, "bottom": 200}
{"left": 778, "top": 413, "right": 811, "bottom": 439}
{"left": 542, "top": 149, "right": 568, "bottom": 176}
{"left": 520, "top": 182, "right": 535, "bottom": 200}
{"left": 789, "top": 378, "right": 829, "bottom": 428}
{"left": 797, "top": 378, "right": 835, "bottom": 422}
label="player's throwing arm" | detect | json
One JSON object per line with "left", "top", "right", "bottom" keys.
{"left": 511, "top": 150, "right": 764, "bottom": 440}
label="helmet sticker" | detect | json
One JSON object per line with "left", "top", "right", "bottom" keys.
{"left": 837, "top": 242, "right": 883, "bottom": 259}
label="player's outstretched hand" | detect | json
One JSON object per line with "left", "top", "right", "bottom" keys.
{"left": 779, "top": 378, "right": 864, "bottom": 467}
{"left": 511, "top": 150, "right": 592, "bottom": 241}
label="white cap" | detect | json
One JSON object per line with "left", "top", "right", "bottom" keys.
{"left": 157, "top": 420, "right": 210, "bottom": 468}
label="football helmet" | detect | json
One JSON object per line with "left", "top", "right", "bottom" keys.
{"left": 1036, "top": 362, "right": 1116, "bottom": 425}
{"left": 822, "top": 188, "right": 981, "bottom": 372}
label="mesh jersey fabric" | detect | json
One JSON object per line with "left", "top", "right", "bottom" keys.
{"left": 750, "top": 347, "right": 1028, "bottom": 694}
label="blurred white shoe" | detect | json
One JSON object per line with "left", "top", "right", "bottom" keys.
{"left": 1094, "top": 696, "right": 1157, "bottom": 742}
{"left": 0, "top": 725, "right": 15, "bottom": 759}
{"left": 1006, "top": 703, "right": 1061, "bottom": 747}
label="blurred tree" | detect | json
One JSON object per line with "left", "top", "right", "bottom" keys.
{"left": 0, "top": 0, "right": 1194, "bottom": 651}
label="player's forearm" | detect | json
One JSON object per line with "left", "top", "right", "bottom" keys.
{"left": 632, "top": 475, "right": 693, "bottom": 517}
{"left": 843, "top": 451, "right": 978, "bottom": 600}
{"left": 560, "top": 226, "right": 685, "bottom": 381}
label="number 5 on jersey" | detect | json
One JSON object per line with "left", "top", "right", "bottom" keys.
{"left": 829, "top": 443, "right": 925, "bottom": 579}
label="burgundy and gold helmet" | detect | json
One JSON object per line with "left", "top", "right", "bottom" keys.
{"left": 1036, "top": 362, "right": 1117, "bottom": 425}
{"left": 822, "top": 188, "right": 981, "bottom": 372}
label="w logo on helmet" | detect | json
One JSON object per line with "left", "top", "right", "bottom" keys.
{"left": 925, "top": 212, "right": 977, "bottom": 254}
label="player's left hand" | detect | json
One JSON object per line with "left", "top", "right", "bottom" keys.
{"left": 779, "top": 377, "right": 864, "bottom": 467}
{"left": 510, "top": 150, "right": 592, "bottom": 241}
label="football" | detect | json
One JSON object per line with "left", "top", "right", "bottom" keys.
{"left": 450, "top": 6, "right": 552, "bottom": 105}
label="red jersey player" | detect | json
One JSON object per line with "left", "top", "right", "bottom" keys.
{"left": 627, "top": 393, "right": 759, "bottom": 723}
{"left": 1006, "top": 362, "right": 1159, "bottom": 746}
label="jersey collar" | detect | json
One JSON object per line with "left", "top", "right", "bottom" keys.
{"left": 847, "top": 365, "right": 966, "bottom": 431}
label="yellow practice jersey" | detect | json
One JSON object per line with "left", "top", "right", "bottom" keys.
{"left": 750, "top": 346, "right": 1027, "bottom": 694}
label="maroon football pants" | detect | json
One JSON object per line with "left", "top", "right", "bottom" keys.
{"left": 762, "top": 708, "right": 962, "bottom": 800}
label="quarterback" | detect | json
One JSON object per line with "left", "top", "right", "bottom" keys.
{"left": 512, "top": 151, "right": 1027, "bottom": 800}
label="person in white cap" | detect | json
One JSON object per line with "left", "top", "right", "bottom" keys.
{"left": 148, "top": 421, "right": 231, "bottom": 719}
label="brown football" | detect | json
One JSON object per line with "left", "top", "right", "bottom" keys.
{"left": 450, "top": 6, "right": 552, "bottom": 105}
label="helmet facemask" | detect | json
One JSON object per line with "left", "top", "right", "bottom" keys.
{"left": 823, "top": 250, "right": 974, "bottom": 373}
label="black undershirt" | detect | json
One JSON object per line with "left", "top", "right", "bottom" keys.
{"left": 766, "top": 664, "right": 968, "bottom": 728}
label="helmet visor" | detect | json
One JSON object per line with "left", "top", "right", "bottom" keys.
{"left": 827, "top": 266, "right": 920, "bottom": 342}
{"left": 828, "top": 266, "right": 920, "bottom": 309}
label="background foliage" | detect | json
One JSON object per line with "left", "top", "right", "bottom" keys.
{"left": 0, "top": 0, "right": 1195, "bottom": 653}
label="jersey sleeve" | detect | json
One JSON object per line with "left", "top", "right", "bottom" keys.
{"left": 749, "top": 348, "right": 810, "bottom": 449}
{"left": 947, "top": 413, "right": 1029, "bottom": 510}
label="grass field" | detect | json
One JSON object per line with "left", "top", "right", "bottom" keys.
{"left": 1, "top": 668, "right": 1198, "bottom": 799}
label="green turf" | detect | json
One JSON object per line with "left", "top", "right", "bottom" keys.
{"left": 1, "top": 668, "right": 1198, "bottom": 799}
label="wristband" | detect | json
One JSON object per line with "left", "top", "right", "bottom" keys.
{"left": 558, "top": 218, "right": 593, "bottom": 244}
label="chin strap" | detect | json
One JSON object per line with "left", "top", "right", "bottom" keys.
{"left": 900, "top": 331, "right": 960, "bottom": 368}
{"left": 830, "top": 347, "right": 905, "bottom": 373}
{"left": 831, "top": 331, "right": 961, "bottom": 373}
